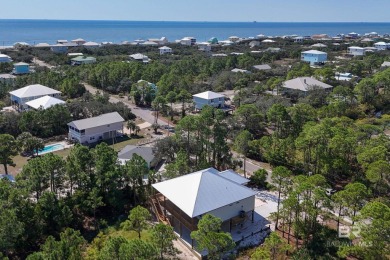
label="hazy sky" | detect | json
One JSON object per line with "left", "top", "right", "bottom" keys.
{"left": 2, "top": 0, "right": 390, "bottom": 22}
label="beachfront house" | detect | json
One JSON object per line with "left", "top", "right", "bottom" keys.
{"left": 71, "top": 56, "right": 96, "bottom": 65}
{"left": 282, "top": 77, "right": 333, "bottom": 95}
{"left": 301, "top": 50, "right": 327, "bottom": 65}
{"left": 158, "top": 46, "right": 172, "bottom": 55}
{"left": 374, "top": 42, "right": 389, "bottom": 51}
{"left": 50, "top": 44, "right": 68, "bottom": 53}
{"left": 118, "top": 145, "right": 158, "bottom": 169}
{"left": 25, "top": 95, "right": 65, "bottom": 110}
{"left": 208, "top": 37, "right": 218, "bottom": 44}
{"left": 71, "top": 38, "right": 86, "bottom": 45}
{"left": 229, "top": 36, "right": 240, "bottom": 42}
{"left": 180, "top": 37, "right": 196, "bottom": 46}
{"left": 13, "top": 62, "right": 30, "bottom": 74}
{"left": 348, "top": 46, "right": 365, "bottom": 56}
{"left": 0, "top": 54, "right": 12, "bottom": 63}
{"left": 9, "top": 84, "right": 61, "bottom": 111}
{"left": 67, "top": 112, "right": 124, "bottom": 145}
{"left": 193, "top": 91, "right": 225, "bottom": 110}
{"left": 150, "top": 168, "right": 256, "bottom": 246}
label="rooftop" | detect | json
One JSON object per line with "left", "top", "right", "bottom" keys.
{"left": 193, "top": 91, "right": 225, "bottom": 100}
{"left": 67, "top": 112, "right": 124, "bottom": 130}
{"left": 302, "top": 50, "right": 327, "bottom": 55}
{"left": 118, "top": 145, "right": 154, "bottom": 163}
{"left": 253, "top": 64, "right": 271, "bottom": 70}
{"left": 9, "top": 84, "right": 61, "bottom": 98}
{"left": 283, "top": 77, "right": 333, "bottom": 92}
{"left": 25, "top": 95, "right": 65, "bottom": 110}
{"left": 152, "top": 168, "right": 256, "bottom": 218}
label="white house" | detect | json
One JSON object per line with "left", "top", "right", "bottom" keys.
{"left": 158, "top": 46, "right": 172, "bottom": 55}
{"left": 374, "top": 42, "right": 389, "bottom": 51}
{"left": 253, "top": 64, "right": 272, "bottom": 71}
{"left": 151, "top": 168, "right": 256, "bottom": 244}
{"left": 9, "top": 84, "right": 61, "bottom": 111}
{"left": 67, "top": 112, "right": 124, "bottom": 144}
{"left": 348, "top": 46, "right": 365, "bottom": 56}
{"left": 231, "top": 68, "right": 251, "bottom": 74}
{"left": 282, "top": 77, "right": 333, "bottom": 93}
{"left": 301, "top": 50, "right": 327, "bottom": 65}
{"left": 25, "top": 95, "right": 66, "bottom": 110}
{"left": 228, "top": 36, "right": 240, "bottom": 42}
{"left": 197, "top": 42, "right": 211, "bottom": 52}
{"left": 129, "top": 53, "right": 150, "bottom": 63}
{"left": 0, "top": 54, "right": 12, "bottom": 63}
{"left": 34, "top": 43, "right": 50, "bottom": 48}
{"left": 118, "top": 145, "right": 158, "bottom": 169}
{"left": 180, "top": 37, "right": 196, "bottom": 46}
{"left": 193, "top": 91, "right": 225, "bottom": 110}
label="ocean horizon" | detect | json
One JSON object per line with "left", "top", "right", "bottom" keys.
{"left": 1, "top": 19, "right": 390, "bottom": 46}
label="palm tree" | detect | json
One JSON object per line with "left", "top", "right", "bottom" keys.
{"left": 126, "top": 120, "right": 136, "bottom": 136}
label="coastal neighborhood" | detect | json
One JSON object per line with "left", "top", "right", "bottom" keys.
{"left": 1, "top": 3, "right": 390, "bottom": 260}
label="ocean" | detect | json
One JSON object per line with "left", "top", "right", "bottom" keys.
{"left": 1, "top": 20, "right": 390, "bottom": 46}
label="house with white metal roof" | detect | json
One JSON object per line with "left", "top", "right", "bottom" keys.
{"left": 253, "top": 64, "right": 272, "bottom": 71}
{"left": 67, "top": 112, "right": 124, "bottom": 144}
{"left": 282, "top": 77, "right": 333, "bottom": 93}
{"left": 348, "top": 46, "right": 366, "bottom": 56}
{"left": 158, "top": 46, "right": 172, "bottom": 55}
{"left": 231, "top": 68, "right": 251, "bottom": 74}
{"left": 9, "top": 84, "right": 61, "bottom": 111}
{"left": 301, "top": 50, "right": 327, "bottom": 65}
{"left": 25, "top": 95, "right": 65, "bottom": 110}
{"left": 71, "top": 38, "right": 86, "bottom": 45}
{"left": 193, "top": 91, "right": 225, "bottom": 110}
{"left": 0, "top": 54, "right": 12, "bottom": 63}
{"left": 129, "top": 53, "right": 150, "bottom": 63}
{"left": 151, "top": 168, "right": 256, "bottom": 243}
{"left": 374, "top": 42, "right": 389, "bottom": 51}
{"left": 83, "top": 41, "right": 100, "bottom": 49}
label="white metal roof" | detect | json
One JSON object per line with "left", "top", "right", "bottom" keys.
{"left": 152, "top": 168, "right": 256, "bottom": 218}
{"left": 348, "top": 46, "right": 365, "bottom": 50}
{"left": 14, "top": 62, "right": 29, "bottom": 66}
{"left": 25, "top": 95, "right": 65, "bottom": 110}
{"left": 0, "top": 73, "right": 16, "bottom": 79}
{"left": 9, "top": 84, "right": 61, "bottom": 98}
{"left": 193, "top": 91, "right": 225, "bottom": 100}
{"left": 253, "top": 64, "right": 271, "bottom": 70}
{"left": 283, "top": 77, "right": 333, "bottom": 92}
{"left": 129, "top": 53, "right": 149, "bottom": 60}
{"left": 231, "top": 68, "right": 250, "bottom": 73}
{"left": 159, "top": 46, "right": 171, "bottom": 50}
{"left": 310, "top": 43, "right": 327, "bottom": 48}
{"left": 67, "top": 112, "right": 124, "bottom": 130}
{"left": 302, "top": 50, "right": 327, "bottom": 55}
{"left": 83, "top": 41, "right": 100, "bottom": 46}
{"left": 218, "top": 170, "right": 250, "bottom": 185}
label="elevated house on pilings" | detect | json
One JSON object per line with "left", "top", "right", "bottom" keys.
{"left": 150, "top": 167, "right": 256, "bottom": 249}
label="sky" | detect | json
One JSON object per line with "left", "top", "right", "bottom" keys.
{"left": 2, "top": 0, "right": 390, "bottom": 22}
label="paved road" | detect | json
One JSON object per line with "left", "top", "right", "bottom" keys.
{"left": 233, "top": 152, "right": 273, "bottom": 183}
{"left": 82, "top": 83, "right": 168, "bottom": 126}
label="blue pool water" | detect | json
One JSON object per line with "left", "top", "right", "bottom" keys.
{"left": 38, "top": 144, "right": 65, "bottom": 155}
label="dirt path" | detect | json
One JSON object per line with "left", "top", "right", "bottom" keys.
{"left": 33, "top": 57, "right": 55, "bottom": 69}
{"left": 173, "top": 239, "right": 199, "bottom": 260}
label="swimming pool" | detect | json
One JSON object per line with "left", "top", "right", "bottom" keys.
{"left": 38, "top": 143, "right": 65, "bottom": 155}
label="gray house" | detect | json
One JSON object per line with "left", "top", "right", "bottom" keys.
{"left": 118, "top": 145, "right": 158, "bottom": 168}
{"left": 67, "top": 112, "right": 124, "bottom": 144}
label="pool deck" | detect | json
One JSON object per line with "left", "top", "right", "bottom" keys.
{"left": 38, "top": 141, "right": 73, "bottom": 155}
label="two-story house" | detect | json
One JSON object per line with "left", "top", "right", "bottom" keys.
{"left": 301, "top": 50, "right": 327, "bottom": 65}
{"left": 193, "top": 91, "right": 225, "bottom": 110}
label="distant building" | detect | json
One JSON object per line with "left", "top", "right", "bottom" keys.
{"left": 13, "top": 42, "right": 30, "bottom": 48}
{"left": 311, "top": 34, "right": 331, "bottom": 41}
{"left": 158, "top": 46, "right": 172, "bottom": 55}
{"left": 374, "top": 42, "right": 389, "bottom": 51}
{"left": 249, "top": 41, "right": 260, "bottom": 48}
{"left": 261, "top": 39, "right": 276, "bottom": 43}
{"left": 231, "top": 68, "right": 251, "bottom": 74}
{"left": 129, "top": 53, "right": 150, "bottom": 63}
{"left": 9, "top": 84, "right": 61, "bottom": 111}
{"left": 118, "top": 145, "right": 158, "bottom": 169}
{"left": 347, "top": 32, "right": 359, "bottom": 39}
{"left": 253, "top": 64, "right": 272, "bottom": 71}
{"left": 348, "top": 46, "right": 365, "bottom": 56}
{"left": 381, "top": 61, "right": 390, "bottom": 68}
{"left": 148, "top": 37, "right": 168, "bottom": 45}
{"left": 0, "top": 54, "right": 12, "bottom": 63}
{"left": 0, "top": 73, "right": 16, "bottom": 84}
{"left": 197, "top": 42, "right": 211, "bottom": 52}
{"left": 265, "top": 47, "right": 281, "bottom": 53}
{"left": 335, "top": 72, "right": 353, "bottom": 81}
{"left": 57, "top": 40, "right": 68, "bottom": 44}
{"left": 208, "top": 37, "right": 218, "bottom": 44}
{"left": 282, "top": 77, "right": 333, "bottom": 93}
{"left": 293, "top": 36, "right": 304, "bottom": 43}
{"left": 228, "top": 36, "right": 240, "bottom": 42}
{"left": 71, "top": 56, "right": 96, "bottom": 65}
{"left": 310, "top": 43, "right": 327, "bottom": 48}
{"left": 13, "top": 62, "right": 30, "bottom": 74}
{"left": 71, "top": 38, "right": 86, "bottom": 46}
{"left": 83, "top": 41, "right": 100, "bottom": 49}
{"left": 301, "top": 50, "right": 327, "bottom": 65}
{"left": 67, "top": 112, "right": 124, "bottom": 144}
{"left": 180, "top": 37, "right": 196, "bottom": 46}
{"left": 193, "top": 91, "right": 225, "bottom": 110}
{"left": 34, "top": 43, "right": 50, "bottom": 48}
{"left": 50, "top": 44, "right": 68, "bottom": 53}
